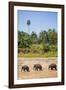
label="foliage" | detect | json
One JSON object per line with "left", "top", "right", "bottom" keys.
{"left": 18, "top": 29, "right": 57, "bottom": 57}
{"left": 30, "top": 44, "right": 43, "bottom": 54}
{"left": 49, "top": 45, "right": 57, "bottom": 51}
{"left": 39, "top": 30, "right": 49, "bottom": 44}
{"left": 18, "top": 31, "right": 32, "bottom": 48}
{"left": 27, "top": 20, "right": 31, "bottom": 26}
{"left": 18, "top": 51, "right": 57, "bottom": 58}
{"left": 31, "top": 31, "right": 38, "bottom": 44}
{"left": 47, "top": 29, "right": 57, "bottom": 45}
{"left": 42, "top": 44, "right": 49, "bottom": 53}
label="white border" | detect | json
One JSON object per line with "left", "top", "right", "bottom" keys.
{"left": 14, "top": 6, "right": 61, "bottom": 84}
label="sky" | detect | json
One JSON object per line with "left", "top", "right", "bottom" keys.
{"left": 17, "top": 10, "right": 57, "bottom": 35}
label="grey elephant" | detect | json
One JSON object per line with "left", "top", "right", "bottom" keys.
{"left": 21, "top": 65, "right": 30, "bottom": 72}
{"left": 48, "top": 63, "right": 57, "bottom": 70}
{"left": 33, "top": 64, "right": 42, "bottom": 71}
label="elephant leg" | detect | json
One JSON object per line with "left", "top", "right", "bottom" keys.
{"left": 36, "top": 68, "right": 37, "bottom": 71}
{"left": 27, "top": 68, "right": 30, "bottom": 72}
{"left": 25, "top": 68, "right": 28, "bottom": 72}
{"left": 24, "top": 68, "right": 26, "bottom": 72}
{"left": 37, "top": 68, "right": 38, "bottom": 71}
{"left": 36, "top": 67, "right": 39, "bottom": 71}
{"left": 48, "top": 66, "right": 51, "bottom": 70}
{"left": 55, "top": 67, "right": 57, "bottom": 70}
{"left": 51, "top": 67, "right": 53, "bottom": 70}
{"left": 39, "top": 68, "right": 41, "bottom": 71}
{"left": 41, "top": 67, "right": 42, "bottom": 71}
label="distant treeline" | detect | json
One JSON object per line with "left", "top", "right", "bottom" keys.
{"left": 18, "top": 29, "right": 57, "bottom": 54}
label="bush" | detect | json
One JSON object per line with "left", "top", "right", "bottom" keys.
{"left": 30, "top": 44, "right": 43, "bottom": 54}
{"left": 49, "top": 45, "right": 57, "bottom": 51}
{"left": 42, "top": 44, "right": 49, "bottom": 53}
{"left": 18, "top": 48, "right": 30, "bottom": 54}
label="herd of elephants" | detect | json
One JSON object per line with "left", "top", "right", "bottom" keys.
{"left": 21, "top": 63, "right": 57, "bottom": 72}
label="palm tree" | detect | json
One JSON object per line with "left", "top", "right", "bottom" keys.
{"left": 27, "top": 20, "right": 31, "bottom": 34}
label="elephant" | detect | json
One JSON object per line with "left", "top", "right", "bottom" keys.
{"left": 33, "top": 64, "right": 42, "bottom": 71}
{"left": 48, "top": 63, "right": 57, "bottom": 70}
{"left": 21, "top": 65, "right": 30, "bottom": 72}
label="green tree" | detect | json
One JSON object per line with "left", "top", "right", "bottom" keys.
{"left": 42, "top": 44, "right": 49, "bottom": 53}
{"left": 18, "top": 31, "right": 32, "bottom": 48}
{"left": 31, "top": 31, "right": 38, "bottom": 44}
{"left": 39, "top": 30, "right": 49, "bottom": 44}
{"left": 27, "top": 20, "right": 31, "bottom": 34}
{"left": 48, "top": 29, "right": 57, "bottom": 45}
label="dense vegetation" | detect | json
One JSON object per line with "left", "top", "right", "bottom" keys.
{"left": 18, "top": 29, "right": 57, "bottom": 57}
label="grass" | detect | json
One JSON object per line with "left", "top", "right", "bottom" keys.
{"left": 18, "top": 51, "right": 57, "bottom": 58}
{"left": 18, "top": 44, "right": 57, "bottom": 58}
